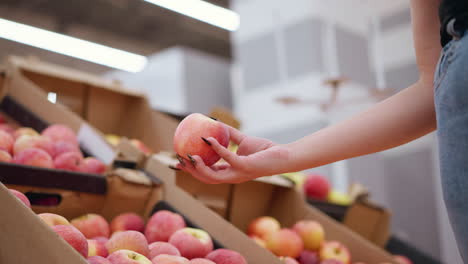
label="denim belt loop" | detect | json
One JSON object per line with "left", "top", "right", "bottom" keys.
{"left": 447, "top": 18, "right": 462, "bottom": 40}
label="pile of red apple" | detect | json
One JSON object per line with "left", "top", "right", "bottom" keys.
{"left": 0, "top": 116, "right": 106, "bottom": 174}
{"left": 247, "top": 216, "right": 412, "bottom": 264}
{"left": 8, "top": 188, "right": 248, "bottom": 264}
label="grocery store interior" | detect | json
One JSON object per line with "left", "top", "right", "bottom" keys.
{"left": 0, "top": 0, "right": 463, "bottom": 264}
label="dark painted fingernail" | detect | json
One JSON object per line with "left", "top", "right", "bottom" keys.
{"left": 168, "top": 165, "right": 181, "bottom": 171}
{"left": 210, "top": 116, "right": 218, "bottom": 121}
{"left": 187, "top": 154, "right": 196, "bottom": 166}
{"left": 201, "top": 137, "right": 211, "bottom": 146}
{"left": 176, "top": 154, "right": 185, "bottom": 166}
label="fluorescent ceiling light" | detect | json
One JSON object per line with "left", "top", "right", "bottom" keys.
{"left": 143, "top": 0, "right": 240, "bottom": 31}
{"left": 0, "top": 18, "right": 147, "bottom": 72}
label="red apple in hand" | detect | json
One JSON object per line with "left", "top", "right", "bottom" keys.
{"left": 108, "top": 250, "right": 152, "bottom": 264}
{"left": 266, "top": 229, "right": 303, "bottom": 258}
{"left": 205, "top": 249, "right": 247, "bottom": 264}
{"left": 149, "top": 242, "right": 181, "bottom": 259}
{"left": 248, "top": 216, "right": 281, "bottom": 240}
{"left": 13, "top": 148, "right": 54, "bottom": 168}
{"left": 304, "top": 174, "right": 330, "bottom": 201}
{"left": 145, "top": 210, "right": 186, "bottom": 243}
{"left": 319, "top": 241, "right": 351, "bottom": 264}
{"left": 293, "top": 220, "right": 324, "bottom": 251}
{"left": 8, "top": 189, "right": 31, "bottom": 208}
{"left": 71, "top": 214, "right": 110, "bottom": 239}
{"left": 106, "top": 231, "right": 149, "bottom": 257}
{"left": 88, "top": 256, "right": 111, "bottom": 264}
{"left": 169, "top": 228, "right": 213, "bottom": 259}
{"left": 152, "top": 254, "right": 190, "bottom": 264}
{"left": 0, "top": 150, "right": 12, "bottom": 162}
{"left": 52, "top": 225, "right": 88, "bottom": 258}
{"left": 173, "top": 113, "right": 229, "bottom": 166}
{"left": 42, "top": 124, "right": 78, "bottom": 144}
{"left": 38, "top": 213, "right": 70, "bottom": 226}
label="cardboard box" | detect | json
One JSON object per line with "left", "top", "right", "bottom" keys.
{"left": 4, "top": 56, "right": 179, "bottom": 159}
{"left": 0, "top": 166, "right": 282, "bottom": 264}
{"left": 0, "top": 67, "right": 116, "bottom": 165}
{"left": 147, "top": 156, "right": 397, "bottom": 263}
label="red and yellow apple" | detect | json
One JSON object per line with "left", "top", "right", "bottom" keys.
{"left": 149, "top": 242, "right": 181, "bottom": 259}
{"left": 173, "top": 113, "right": 230, "bottom": 166}
{"left": 190, "top": 259, "right": 216, "bottom": 264}
{"left": 0, "top": 150, "right": 12, "bottom": 162}
{"left": 265, "top": 229, "right": 303, "bottom": 258}
{"left": 297, "top": 250, "right": 319, "bottom": 264}
{"left": 247, "top": 216, "right": 281, "bottom": 240}
{"left": 111, "top": 213, "right": 145, "bottom": 234}
{"left": 106, "top": 230, "right": 149, "bottom": 257}
{"left": 14, "top": 127, "right": 39, "bottom": 139}
{"left": 38, "top": 213, "right": 70, "bottom": 226}
{"left": 13, "top": 135, "right": 54, "bottom": 157}
{"left": 280, "top": 257, "right": 299, "bottom": 264}
{"left": 42, "top": 124, "right": 78, "bottom": 144}
{"left": 88, "top": 239, "right": 109, "bottom": 257}
{"left": 79, "top": 157, "right": 107, "bottom": 174}
{"left": 52, "top": 225, "right": 88, "bottom": 258}
{"left": 151, "top": 254, "right": 190, "bottom": 264}
{"left": 169, "top": 228, "right": 213, "bottom": 259}
{"left": 319, "top": 241, "right": 351, "bottom": 264}
{"left": 205, "top": 249, "right": 247, "bottom": 264}
{"left": 145, "top": 210, "right": 186, "bottom": 243}
{"left": 87, "top": 256, "right": 111, "bottom": 264}
{"left": 108, "top": 249, "right": 152, "bottom": 264}
{"left": 54, "top": 152, "right": 83, "bottom": 171}
{"left": 13, "top": 148, "right": 54, "bottom": 168}
{"left": 71, "top": 213, "right": 110, "bottom": 239}
{"left": 53, "top": 141, "right": 80, "bottom": 158}
{"left": 292, "top": 220, "right": 324, "bottom": 251}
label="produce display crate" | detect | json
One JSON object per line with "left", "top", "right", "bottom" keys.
{"left": 0, "top": 167, "right": 281, "bottom": 264}
{"left": 146, "top": 157, "right": 398, "bottom": 264}
{"left": 3, "top": 56, "right": 179, "bottom": 163}
{"left": 0, "top": 68, "right": 116, "bottom": 165}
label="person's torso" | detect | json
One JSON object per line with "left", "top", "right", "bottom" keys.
{"left": 440, "top": 0, "right": 468, "bottom": 46}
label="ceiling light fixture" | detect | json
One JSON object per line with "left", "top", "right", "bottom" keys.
{"left": 142, "top": 0, "right": 240, "bottom": 31}
{"left": 0, "top": 18, "right": 147, "bottom": 72}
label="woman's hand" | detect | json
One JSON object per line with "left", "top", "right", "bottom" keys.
{"left": 176, "top": 125, "right": 290, "bottom": 184}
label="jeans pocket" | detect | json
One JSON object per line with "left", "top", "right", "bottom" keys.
{"left": 434, "top": 41, "right": 458, "bottom": 95}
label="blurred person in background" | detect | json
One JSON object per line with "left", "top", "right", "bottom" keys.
{"left": 177, "top": 0, "right": 468, "bottom": 259}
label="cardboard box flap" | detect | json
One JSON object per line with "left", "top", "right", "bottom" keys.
{"left": 0, "top": 183, "right": 87, "bottom": 264}
{"left": 7, "top": 56, "right": 142, "bottom": 97}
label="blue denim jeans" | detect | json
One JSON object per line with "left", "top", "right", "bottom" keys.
{"left": 434, "top": 25, "right": 468, "bottom": 260}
